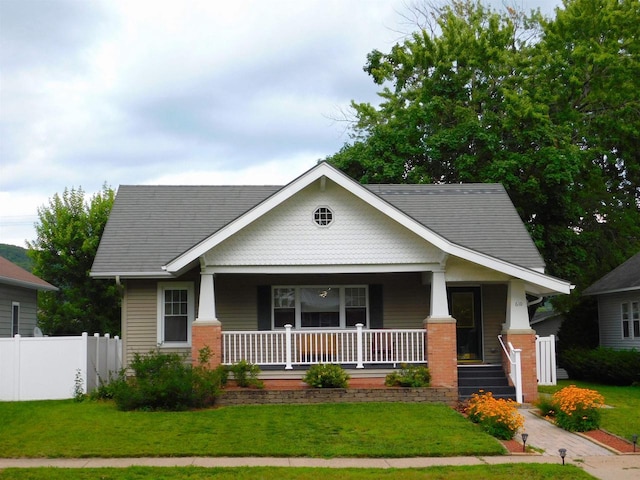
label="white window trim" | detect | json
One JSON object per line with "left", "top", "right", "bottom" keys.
{"left": 11, "top": 302, "right": 20, "bottom": 337}
{"left": 157, "top": 282, "right": 195, "bottom": 348}
{"left": 272, "top": 285, "right": 369, "bottom": 330}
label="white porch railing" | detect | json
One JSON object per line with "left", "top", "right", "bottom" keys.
{"left": 536, "top": 334, "right": 557, "bottom": 386}
{"left": 498, "top": 334, "right": 523, "bottom": 403}
{"left": 222, "top": 324, "right": 426, "bottom": 369}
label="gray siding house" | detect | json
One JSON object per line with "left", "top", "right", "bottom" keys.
{"left": 0, "top": 256, "right": 57, "bottom": 337}
{"left": 583, "top": 252, "right": 640, "bottom": 350}
{"left": 91, "top": 162, "right": 571, "bottom": 401}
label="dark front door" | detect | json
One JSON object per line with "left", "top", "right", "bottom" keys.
{"left": 448, "top": 287, "right": 483, "bottom": 362}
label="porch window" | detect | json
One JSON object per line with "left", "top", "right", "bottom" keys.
{"left": 157, "top": 282, "right": 194, "bottom": 346}
{"left": 272, "top": 286, "right": 368, "bottom": 329}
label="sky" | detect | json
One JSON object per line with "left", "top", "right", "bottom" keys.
{"left": 0, "top": 0, "right": 560, "bottom": 248}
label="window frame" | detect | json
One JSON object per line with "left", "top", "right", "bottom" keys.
{"left": 272, "top": 285, "right": 369, "bottom": 330}
{"left": 11, "top": 302, "right": 19, "bottom": 337}
{"left": 633, "top": 301, "right": 640, "bottom": 338}
{"left": 157, "top": 282, "right": 195, "bottom": 347}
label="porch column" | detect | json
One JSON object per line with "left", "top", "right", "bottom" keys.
{"left": 192, "top": 272, "right": 222, "bottom": 369}
{"left": 502, "top": 279, "right": 538, "bottom": 402}
{"left": 424, "top": 270, "right": 458, "bottom": 388}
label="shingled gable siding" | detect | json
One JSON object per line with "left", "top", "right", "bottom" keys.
{"left": 598, "top": 291, "right": 640, "bottom": 350}
{"left": 0, "top": 285, "right": 37, "bottom": 337}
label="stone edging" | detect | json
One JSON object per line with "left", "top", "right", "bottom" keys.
{"left": 216, "top": 387, "right": 457, "bottom": 406}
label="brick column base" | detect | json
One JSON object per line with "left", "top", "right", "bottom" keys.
{"left": 501, "top": 330, "right": 538, "bottom": 403}
{"left": 424, "top": 318, "right": 458, "bottom": 388}
{"left": 192, "top": 320, "right": 222, "bottom": 369}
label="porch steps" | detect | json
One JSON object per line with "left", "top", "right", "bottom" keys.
{"left": 457, "top": 365, "right": 516, "bottom": 401}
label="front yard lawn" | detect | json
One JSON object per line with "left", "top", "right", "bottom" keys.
{"left": 0, "top": 465, "right": 595, "bottom": 479}
{"left": 539, "top": 380, "right": 640, "bottom": 440}
{"left": 0, "top": 401, "right": 505, "bottom": 458}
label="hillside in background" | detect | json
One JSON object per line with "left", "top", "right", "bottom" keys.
{"left": 0, "top": 244, "right": 33, "bottom": 272}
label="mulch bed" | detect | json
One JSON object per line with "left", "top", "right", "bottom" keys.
{"left": 581, "top": 429, "right": 637, "bottom": 453}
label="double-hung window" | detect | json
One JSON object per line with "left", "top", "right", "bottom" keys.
{"left": 621, "top": 301, "right": 640, "bottom": 339}
{"left": 158, "top": 282, "right": 194, "bottom": 346}
{"left": 272, "top": 286, "right": 368, "bottom": 329}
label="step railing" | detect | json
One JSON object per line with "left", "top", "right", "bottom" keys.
{"left": 497, "top": 334, "right": 523, "bottom": 403}
{"left": 223, "top": 324, "right": 426, "bottom": 369}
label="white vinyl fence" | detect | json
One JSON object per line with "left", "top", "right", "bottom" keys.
{"left": 0, "top": 332, "right": 122, "bottom": 401}
{"left": 536, "top": 334, "right": 557, "bottom": 386}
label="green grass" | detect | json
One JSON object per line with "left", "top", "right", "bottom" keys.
{"left": 0, "top": 465, "right": 596, "bottom": 479}
{"left": 539, "top": 380, "right": 640, "bottom": 441}
{"left": 0, "top": 401, "right": 505, "bottom": 458}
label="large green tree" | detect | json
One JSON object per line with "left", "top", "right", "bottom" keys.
{"left": 28, "top": 185, "right": 120, "bottom": 336}
{"left": 328, "top": 0, "right": 640, "bottom": 298}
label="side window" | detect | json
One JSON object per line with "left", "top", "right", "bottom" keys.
{"left": 12, "top": 302, "right": 20, "bottom": 337}
{"left": 633, "top": 301, "right": 640, "bottom": 338}
{"left": 622, "top": 302, "right": 630, "bottom": 338}
{"left": 158, "top": 283, "right": 194, "bottom": 345}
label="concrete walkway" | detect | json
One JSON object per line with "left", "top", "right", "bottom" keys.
{"left": 0, "top": 406, "right": 638, "bottom": 480}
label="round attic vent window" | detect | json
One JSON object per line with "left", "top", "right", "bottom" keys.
{"left": 313, "top": 206, "right": 333, "bottom": 227}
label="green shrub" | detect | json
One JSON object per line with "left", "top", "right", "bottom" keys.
{"left": 385, "top": 364, "right": 431, "bottom": 387}
{"left": 303, "top": 363, "right": 350, "bottom": 388}
{"left": 229, "top": 360, "right": 264, "bottom": 388}
{"left": 111, "top": 349, "right": 227, "bottom": 411}
{"left": 560, "top": 348, "right": 640, "bottom": 385}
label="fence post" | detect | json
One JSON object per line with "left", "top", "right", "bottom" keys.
{"left": 115, "top": 336, "right": 122, "bottom": 372}
{"left": 513, "top": 347, "right": 523, "bottom": 404}
{"left": 13, "top": 334, "right": 21, "bottom": 401}
{"left": 285, "top": 324, "right": 293, "bottom": 370}
{"left": 356, "top": 323, "right": 364, "bottom": 369}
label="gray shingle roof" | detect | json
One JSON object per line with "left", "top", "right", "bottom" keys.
{"left": 583, "top": 252, "right": 640, "bottom": 295}
{"left": 92, "top": 182, "right": 545, "bottom": 276}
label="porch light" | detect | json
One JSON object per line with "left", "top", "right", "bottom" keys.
{"left": 558, "top": 448, "right": 567, "bottom": 465}
{"left": 632, "top": 434, "right": 638, "bottom": 453}
{"left": 521, "top": 432, "right": 528, "bottom": 453}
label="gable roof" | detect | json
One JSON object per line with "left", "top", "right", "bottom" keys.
{"left": 583, "top": 252, "right": 640, "bottom": 296}
{"left": 0, "top": 256, "right": 58, "bottom": 292}
{"left": 91, "top": 163, "right": 569, "bottom": 294}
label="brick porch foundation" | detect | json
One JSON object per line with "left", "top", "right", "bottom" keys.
{"left": 424, "top": 317, "right": 458, "bottom": 388}
{"left": 191, "top": 320, "right": 222, "bottom": 368}
{"left": 501, "top": 330, "right": 538, "bottom": 403}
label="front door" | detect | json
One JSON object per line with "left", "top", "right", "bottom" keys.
{"left": 448, "top": 287, "right": 483, "bottom": 362}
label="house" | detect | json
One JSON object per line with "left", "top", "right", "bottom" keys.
{"left": 91, "top": 162, "right": 571, "bottom": 402}
{"left": 0, "top": 256, "right": 57, "bottom": 337}
{"left": 583, "top": 252, "right": 640, "bottom": 350}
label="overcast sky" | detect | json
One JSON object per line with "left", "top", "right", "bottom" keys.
{"left": 0, "top": 0, "right": 560, "bottom": 247}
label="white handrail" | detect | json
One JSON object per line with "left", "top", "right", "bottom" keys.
{"left": 497, "top": 335, "right": 523, "bottom": 403}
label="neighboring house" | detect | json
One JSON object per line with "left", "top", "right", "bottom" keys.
{"left": 0, "top": 256, "right": 57, "bottom": 337}
{"left": 530, "top": 304, "right": 564, "bottom": 338}
{"left": 91, "top": 162, "right": 571, "bottom": 401}
{"left": 583, "top": 252, "right": 640, "bottom": 350}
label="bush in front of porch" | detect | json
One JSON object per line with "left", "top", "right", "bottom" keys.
{"left": 385, "top": 364, "right": 431, "bottom": 387}
{"left": 303, "top": 364, "right": 350, "bottom": 388}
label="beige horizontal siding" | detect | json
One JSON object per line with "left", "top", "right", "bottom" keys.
{"left": 482, "top": 284, "right": 507, "bottom": 364}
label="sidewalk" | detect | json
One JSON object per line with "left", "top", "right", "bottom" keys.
{"left": 0, "top": 407, "right": 638, "bottom": 480}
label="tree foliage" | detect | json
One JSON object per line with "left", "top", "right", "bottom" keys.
{"left": 328, "top": 0, "right": 640, "bottom": 303}
{"left": 27, "top": 185, "right": 120, "bottom": 336}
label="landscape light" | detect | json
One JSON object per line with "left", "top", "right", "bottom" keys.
{"left": 559, "top": 448, "right": 567, "bottom": 465}
{"left": 521, "top": 432, "right": 528, "bottom": 453}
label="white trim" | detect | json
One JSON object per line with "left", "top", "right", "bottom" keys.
{"left": 204, "top": 263, "right": 442, "bottom": 275}
{"left": 586, "top": 286, "right": 640, "bottom": 296}
{"left": 0, "top": 277, "right": 58, "bottom": 292}
{"left": 156, "top": 281, "right": 195, "bottom": 348}
{"left": 91, "top": 271, "right": 173, "bottom": 279}
{"left": 162, "top": 162, "right": 571, "bottom": 294}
